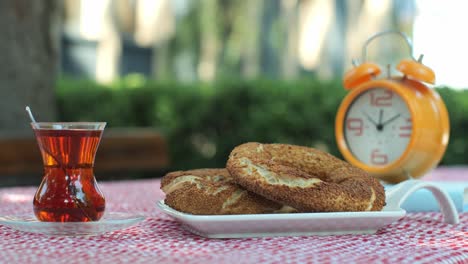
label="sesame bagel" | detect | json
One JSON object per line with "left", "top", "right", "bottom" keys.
{"left": 161, "top": 168, "right": 283, "bottom": 215}
{"left": 226, "top": 143, "right": 385, "bottom": 212}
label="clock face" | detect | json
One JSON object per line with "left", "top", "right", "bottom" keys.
{"left": 344, "top": 88, "right": 412, "bottom": 167}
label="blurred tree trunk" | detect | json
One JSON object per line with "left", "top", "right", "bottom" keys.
{"left": 280, "top": 0, "right": 299, "bottom": 79}
{"left": 241, "top": 0, "right": 263, "bottom": 78}
{"left": 0, "top": 0, "right": 60, "bottom": 130}
{"left": 142, "top": 0, "right": 175, "bottom": 80}
{"left": 198, "top": 0, "right": 220, "bottom": 81}
{"left": 260, "top": 1, "right": 280, "bottom": 77}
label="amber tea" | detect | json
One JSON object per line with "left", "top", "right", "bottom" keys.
{"left": 32, "top": 122, "right": 106, "bottom": 222}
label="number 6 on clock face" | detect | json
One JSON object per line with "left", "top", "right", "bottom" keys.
{"left": 344, "top": 88, "right": 412, "bottom": 166}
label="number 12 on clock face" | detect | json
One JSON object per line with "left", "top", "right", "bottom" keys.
{"left": 343, "top": 88, "right": 412, "bottom": 167}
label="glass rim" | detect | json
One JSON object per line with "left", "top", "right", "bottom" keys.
{"left": 30, "top": 122, "right": 106, "bottom": 130}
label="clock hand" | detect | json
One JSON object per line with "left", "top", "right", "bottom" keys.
{"left": 378, "top": 109, "right": 383, "bottom": 125}
{"left": 362, "top": 111, "right": 378, "bottom": 127}
{"left": 381, "top": 113, "right": 401, "bottom": 127}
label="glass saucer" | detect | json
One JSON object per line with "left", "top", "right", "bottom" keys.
{"left": 0, "top": 212, "right": 145, "bottom": 236}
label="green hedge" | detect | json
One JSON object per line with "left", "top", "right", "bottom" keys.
{"left": 56, "top": 77, "right": 468, "bottom": 171}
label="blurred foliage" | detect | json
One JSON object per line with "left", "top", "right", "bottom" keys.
{"left": 57, "top": 78, "right": 467, "bottom": 171}
{"left": 436, "top": 87, "right": 468, "bottom": 164}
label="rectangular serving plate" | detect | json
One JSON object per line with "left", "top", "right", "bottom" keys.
{"left": 156, "top": 200, "right": 406, "bottom": 238}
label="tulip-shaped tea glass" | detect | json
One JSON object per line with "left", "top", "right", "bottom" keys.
{"left": 31, "top": 122, "right": 106, "bottom": 222}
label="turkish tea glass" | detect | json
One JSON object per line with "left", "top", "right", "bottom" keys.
{"left": 31, "top": 122, "right": 106, "bottom": 222}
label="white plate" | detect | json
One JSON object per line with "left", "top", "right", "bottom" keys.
{"left": 157, "top": 180, "right": 459, "bottom": 238}
{"left": 0, "top": 212, "right": 145, "bottom": 236}
{"left": 157, "top": 200, "right": 405, "bottom": 238}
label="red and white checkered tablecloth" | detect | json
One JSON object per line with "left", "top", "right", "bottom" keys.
{"left": 0, "top": 169, "right": 466, "bottom": 264}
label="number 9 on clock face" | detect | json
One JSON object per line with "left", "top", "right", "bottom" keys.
{"left": 344, "top": 88, "right": 412, "bottom": 167}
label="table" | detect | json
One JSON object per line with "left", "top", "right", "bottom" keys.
{"left": 0, "top": 169, "right": 466, "bottom": 264}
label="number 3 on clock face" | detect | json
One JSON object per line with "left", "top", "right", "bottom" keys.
{"left": 344, "top": 88, "right": 412, "bottom": 166}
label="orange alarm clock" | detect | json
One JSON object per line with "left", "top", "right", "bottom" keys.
{"left": 335, "top": 31, "right": 450, "bottom": 183}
